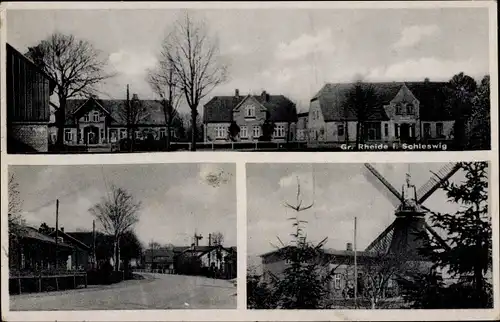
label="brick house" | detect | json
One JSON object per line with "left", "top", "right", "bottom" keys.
{"left": 308, "top": 82, "right": 454, "bottom": 145}
{"left": 6, "top": 43, "right": 56, "bottom": 153}
{"left": 203, "top": 89, "right": 298, "bottom": 142}
{"left": 49, "top": 95, "right": 183, "bottom": 146}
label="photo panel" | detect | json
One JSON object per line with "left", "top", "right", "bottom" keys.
{"left": 247, "top": 161, "right": 493, "bottom": 310}
{"left": 7, "top": 163, "right": 237, "bottom": 311}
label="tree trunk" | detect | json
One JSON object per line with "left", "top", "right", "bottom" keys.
{"left": 190, "top": 108, "right": 198, "bottom": 151}
{"left": 166, "top": 121, "right": 172, "bottom": 152}
{"left": 355, "top": 122, "right": 360, "bottom": 149}
{"left": 113, "top": 240, "right": 118, "bottom": 271}
{"left": 116, "top": 236, "right": 121, "bottom": 272}
{"left": 56, "top": 96, "right": 67, "bottom": 148}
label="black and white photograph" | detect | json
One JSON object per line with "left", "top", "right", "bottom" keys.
{"left": 247, "top": 162, "right": 493, "bottom": 309}
{"left": 4, "top": 5, "right": 492, "bottom": 153}
{"left": 7, "top": 163, "right": 237, "bottom": 310}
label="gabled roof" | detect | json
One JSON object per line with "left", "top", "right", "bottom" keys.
{"left": 203, "top": 92, "right": 298, "bottom": 123}
{"left": 20, "top": 227, "right": 74, "bottom": 249}
{"left": 312, "top": 81, "right": 453, "bottom": 122}
{"left": 48, "top": 230, "right": 91, "bottom": 250}
{"left": 63, "top": 97, "right": 183, "bottom": 126}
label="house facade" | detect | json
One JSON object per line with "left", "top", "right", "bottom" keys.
{"left": 296, "top": 112, "right": 309, "bottom": 141}
{"left": 308, "top": 82, "right": 454, "bottom": 147}
{"left": 49, "top": 95, "right": 183, "bottom": 146}
{"left": 203, "top": 89, "right": 298, "bottom": 142}
{"left": 6, "top": 43, "right": 56, "bottom": 153}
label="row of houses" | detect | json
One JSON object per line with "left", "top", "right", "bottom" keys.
{"left": 6, "top": 43, "right": 469, "bottom": 152}
{"left": 143, "top": 244, "right": 237, "bottom": 279}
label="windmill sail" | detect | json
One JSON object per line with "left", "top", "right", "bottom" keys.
{"left": 416, "top": 162, "right": 460, "bottom": 204}
{"left": 363, "top": 163, "right": 404, "bottom": 208}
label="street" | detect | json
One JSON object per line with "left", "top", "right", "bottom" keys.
{"left": 10, "top": 273, "right": 237, "bottom": 310}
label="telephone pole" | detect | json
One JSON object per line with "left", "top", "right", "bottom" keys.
{"left": 92, "top": 220, "right": 96, "bottom": 269}
{"left": 354, "top": 216, "right": 358, "bottom": 309}
{"left": 55, "top": 199, "right": 59, "bottom": 270}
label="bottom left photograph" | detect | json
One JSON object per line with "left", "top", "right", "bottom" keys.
{"left": 6, "top": 163, "right": 237, "bottom": 311}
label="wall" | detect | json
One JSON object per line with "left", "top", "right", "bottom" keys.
{"left": 233, "top": 97, "right": 267, "bottom": 141}
{"left": 9, "top": 124, "right": 49, "bottom": 152}
{"left": 307, "top": 100, "right": 327, "bottom": 141}
{"left": 205, "top": 122, "right": 230, "bottom": 142}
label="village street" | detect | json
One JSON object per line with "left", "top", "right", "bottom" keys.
{"left": 10, "top": 273, "right": 237, "bottom": 310}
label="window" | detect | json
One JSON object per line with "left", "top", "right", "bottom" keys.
{"left": 120, "top": 129, "right": 127, "bottom": 139}
{"left": 245, "top": 105, "right": 255, "bottom": 118}
{"left": 395, "top": 124, "right": 400, "bottom": 138}
{"left": 253, "top": 126, "right": 261, "bottom": 139}
{"left": 384, "top": 123, "right": 389, "bottom": 137}
{"left": 274, "top": 124, "right": 286, "bottom": 138}
{"left": 337, "top": 124, "right": 345, "bottom": 137}
{"left": 436, "top": 122, "right": 444, "bottom": 137}
{"left": 83, "top": 113, "right": 89, "bottom": 122}
{"left": 365, "top": 122, "right": 382, "bottom": 140}
{"left": 334, "top": 274, "right": 342, "bottom": 289}
{"left": 406, "top": 103, "right": 414, "bottom": 114}
{"left": 160, "top": 128, "right": 166, "bottom": 138}
{"left": 92, "top": 111, "right": 99, "bottom": 122}
{"left": 423, "top": 123, "right": 431, "bottom": 138}
{"left": 409, "top": 124, "right": 415, "bottom": 138}
{"left": 64, "top": 129, "right": 73, "bottom": 142}
{"left": 240, "top": 126, "right": 248, "bottom": 138}
{"left": 216, "top": 126, "right": 226, "bottom": 139}
{"left": 395, "top": 103, "right": 402, "bottom": 115}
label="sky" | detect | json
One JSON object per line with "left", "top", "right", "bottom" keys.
{"left": 9, "top": 163, "right": 236, "bottom": 248}
{"left": 246, "top": 162, "right": 484, "bottom": 270}
{"left": 6, "top": 7, "right": 490, "bottom": 112}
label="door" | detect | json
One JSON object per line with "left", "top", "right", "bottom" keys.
{"left": 84, "top": 126, "right": 99, "bottom": 145}
{"left": 400, "top": 123, "right": 410, "bottom": 141}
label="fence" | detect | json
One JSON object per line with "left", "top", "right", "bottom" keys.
{"left": 9, "top": 270, "right": 88, "bottom": 295}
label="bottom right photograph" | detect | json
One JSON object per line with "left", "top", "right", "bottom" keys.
{"left": 246, "top": 161, "right": 492, "bottom": 310}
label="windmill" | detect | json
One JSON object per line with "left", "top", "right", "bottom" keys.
{"left": 363, "top": 162, "right": 461, "bottom": 260}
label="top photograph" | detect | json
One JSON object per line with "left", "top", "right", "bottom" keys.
{"left": 4, "top": 6, "right": 493, "bottom": 153}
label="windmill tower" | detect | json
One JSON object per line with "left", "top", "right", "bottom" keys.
{"left": 363, "top": 162, "right": 461, "bottom": 259}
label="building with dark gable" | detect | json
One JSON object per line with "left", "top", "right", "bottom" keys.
{"left": 49, "top": 95, "right": 183, "bottom": 147}
{"left": 308, "top": 81, "right": 454, "bottom": 146}
{"left": 203, "top": 89, "right": 298, "bottom": 142}
{"left": 6, "top": 43, "right": 56, "bottom": 153}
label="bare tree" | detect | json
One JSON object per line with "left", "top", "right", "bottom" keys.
{"left": 345, "top": 80, "right": 378, "bottom": 149}
{"left": 8, "top": 174, "right": 25, "bottom": 237}
{"left": 147, "top": 54, "right": 183, "bottom": 151}
{"left": 211, "top": 232, "right": 224, "bottom": 246}
{"left": 89, "top": 186, "right": 141, "bottom": 271}
{"left": 26, "top": 33, "right": 113, "bottom": 147}
{"left": 117, "top": 87, "right": 149, "bottom": 152}
{"left": 161, "top": 12, "right": 228, "bottom": 151}
{"left": 148, "top": 240, "right": 162, "bottom": 270}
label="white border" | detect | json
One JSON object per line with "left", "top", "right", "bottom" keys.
{"left": 1, "top": 1, "right": 499, "bottom": 321}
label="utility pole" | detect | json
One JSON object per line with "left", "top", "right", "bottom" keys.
{"left": 92, "top": 220, "right": 96, "bottom": 269}
{"left": 55, "top": 199, "right": 59, "bottom": 270}
{"left": 354, "top": 216, "right": 358, "bottom": 309}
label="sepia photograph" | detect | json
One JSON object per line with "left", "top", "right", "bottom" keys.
{"left": 7, "top": 163, "right": 237, "bottom": 310}
{"left": 4, "top": 6, "right": 492, "bottom": 153}
{"left": 247, "top": 162, "right": 492, "bottom": 309}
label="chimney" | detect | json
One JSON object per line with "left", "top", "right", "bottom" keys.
{"left": 261, "top": 90, "right": 268, "bottom": 102}
{"left": 346, "top": 242, "right": 353, "bottom": 251}
{"left": 235, "top": 89, "right": 239, "bottom": 99}
{"left": 132, "top": 93, "right": 139, "bottom": 100}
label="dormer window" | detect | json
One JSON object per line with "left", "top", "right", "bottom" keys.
{"left": 92, "top": 111, "right": 99, "bottom": 122}
{"left": 406, "top": 103, "right": 414, "bottom": 115}
{"left": 245, "top": 105, "right": 255, "bottom": 118}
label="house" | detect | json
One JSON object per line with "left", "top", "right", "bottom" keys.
{"left": 308, "top": 82, "right": 454, "bottom": 146}
{"left": 9, "top": 227, "right": 79, "bottom": 274}
{"left": 203, "top": 89, "right": 298, "bottom": 142}
{"left": 143, "top": 247, "right": 175, "bottom": 272}
{"left": 260, "top": 244, "right": 431, "bottom": 300}
{"left": 48, "top": 229, "right": 91, "bottom": 270}
{"left": 6, "top": 43, "right": 56, "bottom": 153}
{"left": 174, "top": 245, "right": 237, "bottom": 279}
{"left": 49, "top": 94, "right": 184, "bottom": 147}
{"left": 296, "top": 112, "right": 309, "bottom": 141}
